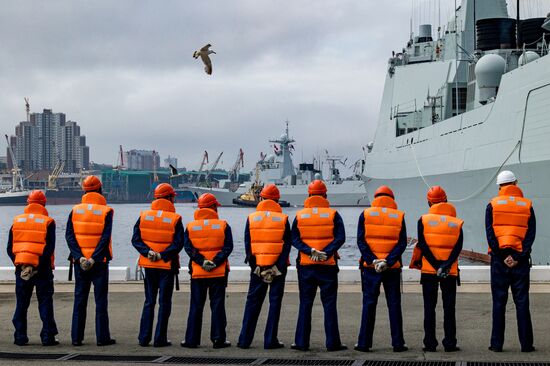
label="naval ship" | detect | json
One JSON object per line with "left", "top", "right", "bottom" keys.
{"left": 364, "top": 0, "right": 550, "bottom": 263}
{"left": 187, "top": 123, "right": 369, "bottom": 206}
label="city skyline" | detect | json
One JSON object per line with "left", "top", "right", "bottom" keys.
{"left": 8, "top": 109, "right": 89, "bottom": 174}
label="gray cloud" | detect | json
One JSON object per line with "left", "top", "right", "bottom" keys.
{"left": 1, "top": 0, "right": 413, "bottom": 173}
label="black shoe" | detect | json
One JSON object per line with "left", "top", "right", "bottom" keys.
{"left": 213, "top": 340, "right": 231, "bottom": 349}
{"left": 265, "top": 341, "right": 284, "bottom": 349}
{"left": 444, "top": 346, "right": 460, "bottom": 352}
{"left": 290, "top": 343, "right": 309, "bottom": 351}
{"left": 327, "top": 344, "right": 348, "bottom": 352}
{"left": 423, "top": 346, "right": 437, "bottom": 352}
{"left": 154, "top": 340, "right": 172, "bottom": 347}
{"left": 14, "top": 340, "right": 28, "bottom": 346}
{"left": 393, "top": 345, "right": 409, "bottom": 352}
{"left": 180, "top": 341, "right": 198, "bottom": 348}
{"left": 139, "top": 342, "right": 149, "bottom": 347}
{"left": 236, "top": 343, "right": 249, "bottom": 349}
{"left": 354, "top": 344, "right": 371, "bottom": 352}
{"left": 488, "top": 346, "right": 503, "bottom": 352}
{"left": 97, "top": 339, "right": 116, "bottom": 346}
{"left": 522, "top": 346, "right": 535, "bottom": 353}
{"left": 42, "top": 339, "right": 60, "bottom": 346}
{"left": 72, "top": 341, "right": 83, "bottom": 347}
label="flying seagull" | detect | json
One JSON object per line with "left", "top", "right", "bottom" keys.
{"left": 193, "top": 44, "right": 216, "bottom": 75}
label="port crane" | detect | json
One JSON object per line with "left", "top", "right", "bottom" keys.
{"left": 115, "top": 145, "right": 125, "bottom": 170}
{"left": 203, "top": 152, "right": 223, "bottom": 186}
{"left": 4, "top": 134, "right": 24, "bottom": 191}
{"left": 48, "top": 159, "right": 65, "bottom": 190}
{"left": 195, "top": 150, "right": 209, "bottom": 183}
{"left": 228, "top": 148, "right": 244, "bottom": 183}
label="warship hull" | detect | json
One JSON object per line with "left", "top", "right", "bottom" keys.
{"left": 187, "top": 180, "right": 369, "bottom": 207}
{"left": 365, "top": 30, "right": 550, "bottom": 263}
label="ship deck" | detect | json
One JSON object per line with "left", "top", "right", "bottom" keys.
{"left": 1, "top": 282, "right": 550, "bottom": 364}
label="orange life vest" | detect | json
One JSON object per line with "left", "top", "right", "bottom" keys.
{"left": 420, "top": 202, "right": 463, "bottom": 276}
{"left": 249, "top": 199, "right": 288, "bottom": 267}
{"left": 490, "top": 185, "right": 532, "bottom": 253}
{"left": 138, "top": 199, "right": 181, "bottom": 270}
{"left": 187, "top": 208, "right": 228, "bottom": 279}
{"left": 71, "top": 192, "right": 113, "bottom": 260}
{"left": 363, "top": 196, "right": 404, "bottom": 269}
{"left": 12, "top": 203, "right": 55, "bottom": 268}
{"left": 296, "top": 195, "right": 337, "bottom": 266}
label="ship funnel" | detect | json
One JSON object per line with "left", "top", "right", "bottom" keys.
{"left": 418, "top": 24, "right": 432, "bottom": 39}
{"left": 518, "top": 51, "right": 540, "bottom": 67}
{"left": 475, "top": 54, "right": 506, "bottom": 104}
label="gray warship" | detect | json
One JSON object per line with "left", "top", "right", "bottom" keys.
{"left": 364, "top": 0, "right": 550, "bottom": 263}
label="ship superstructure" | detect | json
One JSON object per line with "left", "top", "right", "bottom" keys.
{"left": 188, "top": 122, "right": 369, "bottom": 206}
{"left": 364, "top": 0, "right": 550, "bottom": 262}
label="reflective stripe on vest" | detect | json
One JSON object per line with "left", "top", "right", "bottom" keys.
{"left": 138, "top": 199, "right": 181, "bottom": 270}
{"left": 12, "top": 203, "right": 54, "bottom": 268}
{"left": 249, "top": 199, "right": 287, "bottom": 267}
{"left": 363, "top": 196, "right": 404, "bottom": 269}
{"left": 490, "top": 185, "right": 532, "bottom": 253}
{"left": 187, "top": 208, "right": 228, "bottom": 278}
{"left": 296, "top": 196, "right": 337, "bottom": 265}
{"left": 421, "top": 202, "right": 463, "bottom": 276}
{"left": 71, "top": 192, "right": 113, "bottom": 260}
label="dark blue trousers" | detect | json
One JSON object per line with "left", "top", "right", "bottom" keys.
{"left": 294, "top": 265, "right": 342, "bottom": 349}
{"left": 421, "top": 273, "right": 457, "bottom": 349}
{"left": 490, "top": 256, "right": 533, "bottom": 350}
{"left": 357, "top": 268, "right": 405, "bottom": 349}
{"left": 71, "top": 262, "right": 111, "bottom": 344}
{"left": 13, "top": 269, "right": 58, "bottom": 344}
{"left": 238, "top": 271, "right": 286, "bottom": 348}
{"left": 138, "top": 268, "right": 175, "bottom": 346}
{"left": 184, "top": 276, "right": 227, "bottom": 346}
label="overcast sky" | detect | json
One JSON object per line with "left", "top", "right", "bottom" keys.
{"left": 1, "top": 0, "right": 534, "bottom": 174}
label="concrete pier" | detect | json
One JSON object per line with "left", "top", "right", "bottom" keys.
{"left": 0, "top": 276, "right": 550, "bottom": 364}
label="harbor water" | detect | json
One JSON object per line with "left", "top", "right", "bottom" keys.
{"left": 0, "top": 203, "right": 471, "bottom": 268}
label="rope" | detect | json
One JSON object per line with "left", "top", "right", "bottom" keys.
{"left": 410, "top": 140, "right": 521, "bottom": 203}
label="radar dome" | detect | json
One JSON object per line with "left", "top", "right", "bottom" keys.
{"left": 518, "top": 51, "right": 540, "bottom": 66}
{"left": 280, "top": 133, "right": 288, "bottom": 140}
{"left": 265, "top": 154, "right": 276, "bottom": 163}
{"left": 314, "top": 173, "right": 322, "bottom": 180}
{"left": 475, "top": 54, "right": 506, "bottom": 104}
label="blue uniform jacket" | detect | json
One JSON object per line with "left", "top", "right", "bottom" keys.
{"left": 65, "top": 210, "right": 113, "bottom": 263}
{"left": 291, "top": 211, "right": 346, "bottom": 265}
{"left": 244, "top": 218, "right": 292, "bottom": 271}
{"left": 183, "top": 224, "right": 233, "bottom": 267}
{"left": 7, "top": 221, "right": 56, "bottom": 271}
{"left": 132, "top": 217, "right": 185, "bottom": 272}
{"left": 356, "top": 211, "right": 407, "bottom": 268}
{"left": 417, "top": 218, "right": 463, "bottom": 272}
{"left": 485, "top": 203, "right": 536, "bottom": 262}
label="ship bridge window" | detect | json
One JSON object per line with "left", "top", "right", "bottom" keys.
{"left": 451, "top": 87, "right": 467, "bottom": 116}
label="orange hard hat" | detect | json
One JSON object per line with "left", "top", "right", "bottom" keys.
{"left": 374, "top": 185, "right": 394, "bottom": 199}
{"left": 427, "top": 185, "right": 447, "bottom": 204}
{"left": 197, "top": 193, "right": 221, "bottom": 208}
{"left": 308, "top": 180, "right": 327, "bottom": 195}
{"left": 260, "top": 184, "right": 280, "bottom": 200}
{"left": 27, "top": 190, "right": 46, "bottom": 206}
{"left": 82, "top": 175, "right": 102, "bottom": 192}
{"left": 154, "top": 183, "right": 176, "bottom": 199}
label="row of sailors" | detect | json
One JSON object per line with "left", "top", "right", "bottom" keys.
{"left": 7, "top": 170, "right": 535, "bottom": 353}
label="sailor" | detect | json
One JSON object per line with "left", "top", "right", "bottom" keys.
{"left": 411, "top": 186, "right": 463, "bottom": 352}
{"left": 291, "top": 180, "right": 347, "bottom": 352}
{"left": 237, "top": 184, "right": 291, "bottom": 349}
{"left": 66, "top": 175, "right": 116, "bottom": 346}
{"left": 486, "top": 170, "right": 535, "bottom": 353}
{"left": 7, "top": 190, "right": 59, "bottom": 346}
{"left": 355, "top": 185, "right": 408, "bottom": 353}
{"left": 181, "top": 193, "right": 233, "bottom": 349}
{"left": 132, "top": 183, "right": 184, "bottom": 347}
